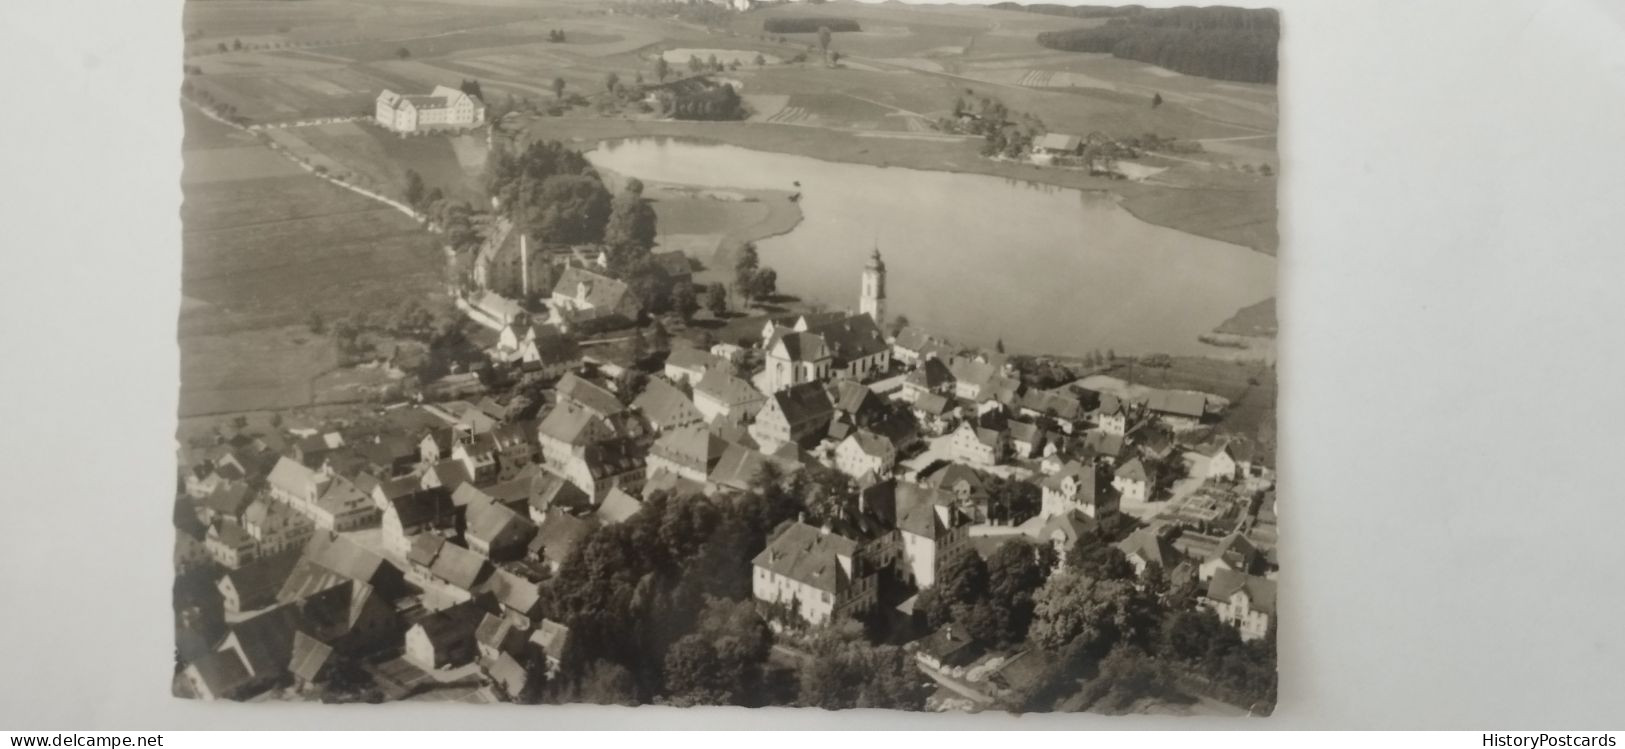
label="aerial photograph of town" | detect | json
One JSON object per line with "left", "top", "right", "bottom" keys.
{"left": 172, "top": 0, "right": 1281, "bottom": 715}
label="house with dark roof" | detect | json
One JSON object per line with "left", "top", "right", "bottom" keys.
{"left": 527, "top": 473, "right": 592, "bottom": 523}
{"left": 1203, "top": 569, "right": 1276, "bottom": 641}
{"left": 1145, "top": 389, "right": 1208, "bottom": 429}
{"left": 1007, "top": 421, "right": 1044, "bottom": 459}
{"left": 900, "top": 357, "right": 954, "bottom": 405}
{"left": 749, "top": 381, "right": 835, "bottom": 452}
{"left": 1116, "top": 527, "right": 1185, "bottom": 578}
{"left": 947, "top": 356, "right": 998, "bottom": 401}
{"left": 594, "top": 486, "right": 644, "bottom": 524}
{"left": 895, "top": 485, "right": 972, "bottom": 589}
{"left": 534, "top": 509, "right": 595, "bottom": 573}
{"left": 217, "top": 552, "right": 302, "bottom": 615}
{"left": 752, "top": 522, "right": 878, "bottom": 626}
{"left": 180, "top": 648, "right": 256, "bottom": 700}
{"left": 381, "top": 487, "right": 457, "bottom": 557}
{"left": 891, "top": 326, "right": 949, "bottom": 368}
{"left": 550, "top": 265, "right": 640, "bottom": 322}
{"left": 555, "top": 373, "right": 628, "bottom": 420}
{"left": 1095, "top": 394, "right": 1128, "bottom": 435}
{"left": 1018, "top": 389, "right": 1085, "bottom": 432}
{"left": 404, "top": 600, "right": 485, "bottom": 671}
{"left": 707, "top": 443, "right": 800, "bottom": 495}
{"left": 1040, "top": 460, "right": 1119, "bottom": 519}
{"left": 429, "top": 542, "right": 491, "bottom": 593}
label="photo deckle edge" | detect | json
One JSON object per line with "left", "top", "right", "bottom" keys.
{"left": 174, "top": 0, "right": 1278, "bottom": 716}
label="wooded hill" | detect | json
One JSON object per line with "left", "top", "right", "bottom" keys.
{"left": 1035, "top": 7, "right": 1279, "bottom": 84}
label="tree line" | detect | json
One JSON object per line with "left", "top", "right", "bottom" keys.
{"left": 763, "top": 17, "right": 862, "bottom": 34}
{"left": 1035, "top": 7, "right": 1279, "bottom": 84}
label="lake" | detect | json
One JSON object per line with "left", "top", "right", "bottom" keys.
{"left": 587, "top": 138, "right": 1276, "bottom": 358}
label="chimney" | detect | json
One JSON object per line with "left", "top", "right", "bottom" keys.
{"left": 520, "top": 233, "right": 530, "bottom": 299}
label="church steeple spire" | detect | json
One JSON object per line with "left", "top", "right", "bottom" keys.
{"left": 860, "top": 245, "right": 885, "bottom": 322}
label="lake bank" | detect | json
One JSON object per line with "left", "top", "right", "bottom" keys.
{"left": 518, "top": 115, "right": 1278, "bottom": 256}
{"left": 586, "top": 138, "right": 1276, "bottom": 359}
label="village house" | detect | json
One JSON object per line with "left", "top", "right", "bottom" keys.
{"left": 752, "top": 522, "right": 878, "bottom": 627}
{"left": 1203, "top": 569, "right": 1276, "bottom": 641}
{"left": 1146, "top": 389, "right": 1208, "bottom": 429}
{"left": 1174, "top": 530, "right": 1262, "bottom": 582}
{"left": 632, "top": 377, "right": 704, "bottom": 433}
{"left": 1041, "top": 511, "right": 1096, "bottom": 569}
{"left": 594, "top": 486, "right": 644, "bottom": 524}
{"left": 380, "top": 487, "right": 457, "bottom": 557}
{"left": 899, "top": 357, "right": 954, "bottom": 405}
{"left": 664, "top": 347, "right": 727, "bottom": 386}
{"left": 550, "top": 265, "right": 640, "bottom": 322}
{"left": 707, "top": 443, "right": 799, "bottom": 495}
{"left": 749, "top": 381, "right": 836, "bottom": 453}
{"left": 1008, "top": 421, "right": 1044, "bottom": 460}
{"left": 1113, "top": 457, "right": 1153, "bottom": 502}
{"left": 241, "top": 497, "right": 315, "bottom": 557}
{"left": 527, "top": 473, "right": 592, "bottom": 522}
{"left": 465, "top": 500, "right": 537, "bottom": 562}
{"left": 1116, "top": 527, "right": 1186, "bottom": 578}
{"left": 646, "top": 424, "right": 730, "bottom": 483}
{"left": 404, "top": 601, "right": 485, "bottom": 671}
{"left": 911, "top": 392, "right": 957, "bottom": 436}
{"left": 833, "top": 429, "right": 898, "bottom": 480}
{"left": 266, "top": 456, "right": 330, "bottom": 510}
{"left": 949, "top": 421, "right": 1006, "bottom": 467}
{"left": 1095, "top": 395, "right": 1128, "bottom": 435}
{"left": 895, "top": 485, "right": 973, "bottom": 589}
{"left": 1031, "top": 132, "right": 1084, "bottom": 162}
{"left": 918, "top": 462, "right": 995, "bottom": 522}
{"left": 375, "top": 85, "right": 485, "bottom": 133}
{"left": 1017, "top": 389, "right": 1086, "bottom": 433}
{"left": 693, "top": 369, "right": 767, "bottom": 425}
{"left": 1040, "top": 460, "right": 1119, "bottom": 519}
{"left": 892, "top": 326, "right": 949, "bottom": 368}
{"left": 466, "top": 290, "right": 525, "bottom": 332}
{"left": 307, "top": 475, "right": 380, "bottom": 532}
{"left": 946, "top": 356, "right": 998, "bottom": 402}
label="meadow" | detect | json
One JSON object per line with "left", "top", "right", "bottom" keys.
{"left": 179, "top": 109, "right": 444, "bottom": 416}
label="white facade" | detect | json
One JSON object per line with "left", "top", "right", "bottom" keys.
{"left": 376, "top": 86, "right": 485, "bottom": 134}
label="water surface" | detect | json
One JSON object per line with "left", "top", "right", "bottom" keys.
{"left": 588, "top": 138, "right": 1275, "bottom": 357}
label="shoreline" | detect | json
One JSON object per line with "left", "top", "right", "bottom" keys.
{"left": 518, "top": 115, "right": 1277, "bottom": 257}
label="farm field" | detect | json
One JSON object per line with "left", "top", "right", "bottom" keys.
{"left": 179, "top": 108, "right": 444, "bottom": 416}
{"left": 266, "top": 121, "right": 488, "bottom": 205}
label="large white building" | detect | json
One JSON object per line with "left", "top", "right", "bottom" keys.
{"left": 376, "top": 86, "right": 485, "bottom": 133}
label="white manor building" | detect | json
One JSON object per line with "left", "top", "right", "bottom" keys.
{"left": 376, "top": 86, "right": 485, "bottom": 133}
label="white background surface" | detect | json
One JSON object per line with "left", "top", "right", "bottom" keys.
{"left": 2, "top": 0, "right": 1623, "bottom": 730}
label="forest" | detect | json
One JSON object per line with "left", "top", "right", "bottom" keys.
{"left": 1035, "top": 7, "right": 1279, "bottom": 84}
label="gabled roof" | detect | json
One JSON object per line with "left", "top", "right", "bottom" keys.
{"left": 529, "top": 472, "right": 591, "bottom": 515}
{"left": 897, "top": 490, "right": 967, "bottom": 539}
{"left": 1206, "top": 568, "right": 1276, "bottom": 616}
{"left": 532, "top": 619, "right": 572, "bottom": 658}
{"left": 220, "top": 553, "right": 302, "bottom": 609}
{"left": 905, "top": 358, "right": 954, "bottom": 389}
{"left": 553, "top": 265, "right": 633, "bottom": 315}
{"left": 1007, "top": 421, "right": 1041, "bottom": 444}
{"left": 666, "top": 347, "right": 723, "bottom": 374}
{"left": 556, "top": 372, "right": 627, "bottom": 418}
{"left": 650, "top": 424, "right": 729, "bottom": 475}
{"left": 633, "top": 378, "right": 702, "bottom": 428}
{"left": 1019, "top": 389, "right": 1084, "bottom": 421}
{"left": 481, "top": 568, "right": 543, "bottom": 618}
{"left": 802, "top": 313, "right": 889, "bottom": 365}
{"left": 535, "top": 509, "right": 595, "bottom": 568}
{"left": 913, "top": 392, "right": 953, "bottom": 417}
{"left": 276, "top": 558, "right": 349, "bottom": 604}
{"left": 1115, "top": 457, "right": 1150, "bottom": 483}
{"left": 707, "top": 443, "right": 799, "bottom": 493}
{"left": 187, "top": 649, "right": 253, "bottom": 698}
{"left": 267, "top": 456, "right": 322, "bottom": 498}
{"left": 1041, "top": 510, "right": 1096, "bottom": 545}
{"left": 843, "top": 429, "right": 896, "bottom": 460}
{"left": 303, "top": 533, "right": 389, "bottom": 584}
{"left": 1116, "top": 528, "right": 1181, "bottom": 569}
{"left": 316, "top": 476, "right": 371, "bottom": 517}
{"left": 947, "top": 357, "right": 996, "bottom": 389}
{"left": 919, "top": 462, "right": 994, "bottom": 499}
{"left": 752, "top": 522, "right": 861, "bottom": 595}
{"left": 1146, "top": 389, "right": 1207, "bottom": 419}
{"left": 466, "top": 501, "right": 537, "bottom": 555}
{"left": 536, "top": 404, "right": 608, "bottom": 447}
{"left": 429, "top": 542, "right": 490, "bottom": 591}
{"left": 204, "top": 483, "right": 253, "bottom": 518}
{"left": 410, "top": 600, "right": 485, "bottom": 654}
{"left": 287, "top": 631, "right": 334, "bottom": 684}
{"left": 1081, "top": 430, "right": 1126, "bottom": 459}
{"left": 765, "top": 381, "right": 835, "bottom": 427}
{"left": 828, "top": 380, "right": 882, "bottom": 417}
{"left": 595, "top": 487, "right": 644, "bottom": 524}
{"left": 893, "top": 326, "right": 941, "bottom": 353}
{"left": 389, "top": 487, "right": 456, "bottom": 529}
{"left": 1035, "top": 132, "right": 1083, "bottom": 151}
{"left": 694, "top": 369, "right": 765, "bottom": 407}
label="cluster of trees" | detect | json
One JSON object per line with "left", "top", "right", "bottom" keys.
{"left": 733, "top": 243, "right": 779, "bottom": 304}
{"left": 668, "top": 80, "right": 747, "bottom": 121}
{"left": 1006, "top": 531, "right": 1276, "bottom": 712}
{"left": 916, "top": 542, "right": 1051, "bottom": 648}
{"left": 308, "top": 296, "right": 476, "bottom": 381}
{"left": 763, "top": 17, "right": 862, "bottom": 34}
{"left": 545, "top": 29, "right": 568, "bottom": 43}
{"left": 990, "top": 3, "right": 1141, "bottom": 20}
{"left": 484, "top": 140, "right": 612, "bottom": 247}
{"left": 616, "top": 0, "right": 736, "bottom": 29}
{"left": 1008, "top": 355, "right": 1078, "bottom": 390}
{"left": 1035, "top": 8, "right": 1279, "bottom": 84}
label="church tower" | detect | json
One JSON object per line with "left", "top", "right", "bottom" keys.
{"left": 860, "top": 247, "right": 886, "bottom": 322}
